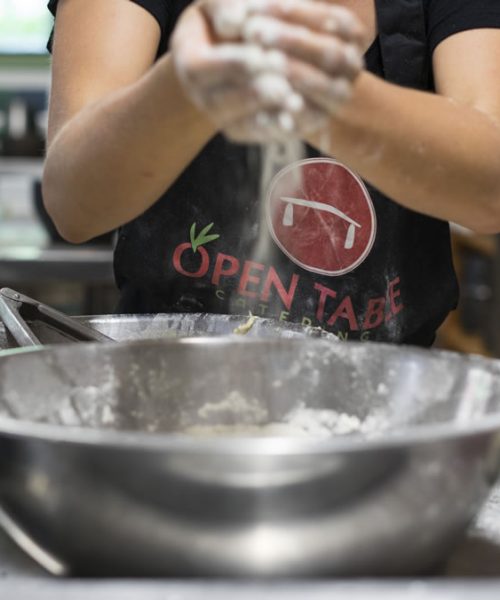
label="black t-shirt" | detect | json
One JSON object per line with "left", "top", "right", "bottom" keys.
{"left": 62, "top": 0, "right": 500, "bottom": 59}
{"left": 47, "top": 0, "right": 500, "bottom": 345}
{"left": 47, "top": 0, "right": 500, "bottom": 61}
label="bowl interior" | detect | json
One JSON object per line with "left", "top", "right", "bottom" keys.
{"left": 0, "top": 339, "right": 499, "bottom": 438}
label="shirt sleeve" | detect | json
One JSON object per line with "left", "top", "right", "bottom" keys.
{"left": 47, "top": 0, "right": 169, "bottom": 52}
{"left": 428, "top": 0, "right": 500, "bottom": 53}
{"left": 125, "top": 0, "right": 169, "bottom": 39}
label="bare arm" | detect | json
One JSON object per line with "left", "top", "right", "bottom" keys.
{"left": 43, "top": 0, "right": 216, "bottom": 243}
{"left": 44, "top": 0, "right": 367, "bottom": 243}
{"left": 308, "top": 29, "right": 500, "bottom": 233}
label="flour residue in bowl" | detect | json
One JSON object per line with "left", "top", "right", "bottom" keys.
{"left": 184, "top": 395, "right": 386, "bottom": 438}
{"left": 196, "top": 390, "right": 269, "bottom": 424}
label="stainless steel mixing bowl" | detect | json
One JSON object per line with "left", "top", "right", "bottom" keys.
{"left": 0, "top": 337, "right": 499, "bottom": 577}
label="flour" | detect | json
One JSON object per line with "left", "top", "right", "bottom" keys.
{"left": 211, "top": 1, "right": 247, "bottom": 39}
{"left": 253, "top": 139, "right": 305, "bottom": 268}
{"left": 279, "top": 404, "right": 363, "bottom": 436}
{"left": 210, "top": 1, "right": 308, "bottom": 140}
{"left": 211, "top": 0, "right": 266, "bottom": 39}
{"left": 212, "top": 45, "right": 287, "bottom": 75}
{"left": 197, "top": 390, "right": 269, "bottom": 424}
{"left": 251, "top": 72, "right": 299, "bottom": 110}
{"left": 243, "top": 15, "right": 283, "bottom": 47}
{"left": 184, "top": 401, "right": 386, "bottom": 438}
{"left": 178, "top": 0, "right": 336, "bottom": 315}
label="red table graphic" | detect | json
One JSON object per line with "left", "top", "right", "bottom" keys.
{"left": 267, "top": 158, "right": 377, "bottom": 277}
{"left": 280, "top": 196, "right": 362, "bottom": 250}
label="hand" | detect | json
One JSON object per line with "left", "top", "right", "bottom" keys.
{"left": 172, "top": 0, "right": 366, "bottom": 143}
{"left": 171, "top": 2, "right": 304, "bottom": 138}
{"left": 206, "top": 0, "right": 367, "bottom": 139}
{"left": 251, "top": 1, "right": 367, "bottom": 115}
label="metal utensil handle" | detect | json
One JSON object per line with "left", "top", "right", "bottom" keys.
{"left": 0, "top": 289, "right": 41, "bottom": 347}
{"left": 0, "top": 288, "right": 113, "bottom": 347}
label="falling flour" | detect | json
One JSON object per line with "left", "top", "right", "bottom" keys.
{"left": 204, "top": 1, "right": 332, "bottom": 318}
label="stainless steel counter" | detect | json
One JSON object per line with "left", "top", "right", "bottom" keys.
{"left": 0, "top": 245, "right": 114, "bottom": 284}
{"left": 0, "top": 486, "right": 499, "bottom": 598}
{"left": 1, "top": 581, "right": 500, "bottom": 600}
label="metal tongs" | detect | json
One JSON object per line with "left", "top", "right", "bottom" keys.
{"left": 0, "top": 287, "right": 113, "bottom": 348}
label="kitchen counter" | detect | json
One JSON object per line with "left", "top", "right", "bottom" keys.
{"left": 1, "top": 486, "right": 500, "bottom": 599}
{"left": 0, "top": 245, "right": 114, "bottom": 285}
{"left": 1, "top": 580, "right": 500, "bottom": 600}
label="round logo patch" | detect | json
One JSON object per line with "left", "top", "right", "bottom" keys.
{"left": 266, "top": 158, "right": 377, "bottom": 276}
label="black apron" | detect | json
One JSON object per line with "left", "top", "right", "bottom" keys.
{"left": 114, "top": 0, "right": 458, "bottom": 346}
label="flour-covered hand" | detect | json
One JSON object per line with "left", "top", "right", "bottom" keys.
{"left": 206, "top": 0, "right": 366, "bottom": 117}
{"left": 172, "top": 0, "right": 365, "bottom": 142}
{"left": 171, "top": 2, "right": 303, "bottom": 135}
{"left": 242, "top": 1, "right": 366, "bottom": 115}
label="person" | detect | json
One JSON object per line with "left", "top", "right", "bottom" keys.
{"left": 43, "top": 0, "right": 500, "bottom": 346}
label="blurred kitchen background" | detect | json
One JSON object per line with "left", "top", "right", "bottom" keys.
{"left": 0, "top": 1, "right": 498, "bottom": 355}
{"left": 0, "top": 0, "right": 118, "bottom": 317}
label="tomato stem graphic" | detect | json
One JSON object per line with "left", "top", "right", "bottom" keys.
{"left": 190, "top": 222, "right": 220, "bottom": 254}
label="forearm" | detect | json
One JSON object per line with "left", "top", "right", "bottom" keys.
{"left": 311, "top": 72, "right": 500, "bottom": 233}
{"left": 43, "top": 54, "right": 216, "bottom": 243}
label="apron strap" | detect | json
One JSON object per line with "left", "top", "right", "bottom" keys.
{"left": 377, "top": 0, "right": 429, "bottom": 89}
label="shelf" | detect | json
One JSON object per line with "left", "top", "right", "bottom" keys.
{"left": 443, "top": 227, "right": 497, "bottom": 356}
{"left": 437, "top": 316, "right": 491, "bottom": 357}
{"left": 0, "top": 65, "right": 50, "bottom": 91}
{"left": 0, "top": 244, "right": 114, "bottom": 285}
{"left": 0, "top": 157, "right": 44, "bottom": 178}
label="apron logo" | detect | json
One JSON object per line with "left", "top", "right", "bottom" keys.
{"left": 190, "top": 222, "right": 220, "bottom": 253}
{"left": 173, "top": 222, "right": 220, "bottom": 278}
{"left": 266, "top": 158, "right": 377, "bottom": 276}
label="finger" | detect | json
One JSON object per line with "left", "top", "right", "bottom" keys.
{"left": 201, "top": 0, "right": 248, "bottom": 39}
{"left": 242, "top": 16, "right": 363, "bottom": 78}
{"left": 178, "top": 44, "right": 289, "bottom": 88}
{"left": 202, "top": 76, "right": 303, "bottom": 125}
{"left": 248, "top": 0, "right": 368, "bottom": 47}
{"left": 202, "top": 0, "right": 368, "bottom": 47}
{"left": 252, "top": 72, "right": 304, "bottom": 112}
{"left": 172, "top": 3, "right": 215, "bottom": 48}
{"left": 288, "top": 59, "right": 353, "bottom": 112}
